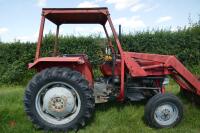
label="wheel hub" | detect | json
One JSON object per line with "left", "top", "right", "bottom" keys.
{"left": 154, "top": 103, "right": 178, "bottom": 126}
{"left": 50, "top": 96, "right": 66, "bottom": 112}
{"left": 43, "top": 87, "right": 76, "bottom": 118}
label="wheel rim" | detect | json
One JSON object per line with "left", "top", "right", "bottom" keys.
{"left": 35, "top": 81, "right": 81, "bottom": 125}
{"left": 154, "top": 102, "right": 179, "bottom": 126}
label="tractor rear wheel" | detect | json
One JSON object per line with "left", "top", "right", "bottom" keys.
{"left": 24, "top": 67, "right": 95, "bottom": 132}
{"left": 144, "top": 93, "right": 183, "bottom": 128}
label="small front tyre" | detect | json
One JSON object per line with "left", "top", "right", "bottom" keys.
{"left": 144, "top": 93, "right": 183, "bottom": 128}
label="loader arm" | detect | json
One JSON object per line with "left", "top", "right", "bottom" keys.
{"left": 125, "top": 52, "right": 200, "bottom": 96}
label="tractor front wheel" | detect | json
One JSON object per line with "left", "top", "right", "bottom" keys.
{"left": 24, "top": 67, "right": 95, "bottom": 132}
{"left": 144, "top": 93, "right": 183, "bottom": 128}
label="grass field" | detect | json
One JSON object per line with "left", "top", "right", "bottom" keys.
{"left": 0, "top": 81, "right": 200, "bottom": 133}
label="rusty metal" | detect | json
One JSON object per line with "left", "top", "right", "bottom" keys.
{"left": 103, "top": 25, "right": 115, "bottom": 54}
{"left": 35, "top": 15, "right": 45, "bottom": 60}
{"left": 53, "top": 25, "right": 60, "bottom": 56}
{"left": 43, "top": 8, "right": 108, "bottom": 25}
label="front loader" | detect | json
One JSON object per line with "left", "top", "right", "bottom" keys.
{"left": 24, "top": 7, "right": 200, "bottom": 132}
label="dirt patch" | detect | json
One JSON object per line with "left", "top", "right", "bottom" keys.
{"left": 8, "top": 120, "right": 16, "bottom": 128}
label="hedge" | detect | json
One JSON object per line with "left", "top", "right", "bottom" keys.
{"left": 0, "top": 23, "right": 199, "bottom": 84}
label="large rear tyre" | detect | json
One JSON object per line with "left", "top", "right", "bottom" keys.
{"left": 144, "top": 93, "right": 183, "bottom": 128}
{"left": 24, "top": 67, "right": 95, "bottom": 132}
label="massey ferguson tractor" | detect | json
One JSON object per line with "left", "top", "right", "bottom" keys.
{"left": 24, "top": 7, "right": 200, "bottom": 132}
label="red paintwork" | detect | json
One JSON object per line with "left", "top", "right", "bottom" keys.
{"left": 35, "top": 15, "right": 45, "bottom": 60}
{"left": 30, "top": 7, "right": 200, "bottom": 102}
{"left": 100, "top": 60, "right": 121, "bottom": 76}
{"left": 125, "top": 52, "right": 200, "bottom": 95}
{"left": 43, "top": 8, "right": 108, "bottom": 25}
{"left": 29, "top": 56, "right": 94, "bottom": 88}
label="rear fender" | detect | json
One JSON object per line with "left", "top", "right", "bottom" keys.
{"left": 29, "top": 57, "right": 94, "bottom": 87}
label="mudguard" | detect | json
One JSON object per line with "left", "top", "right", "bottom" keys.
{"left": 29, "top": 55, "right": 94, "bottom": 87}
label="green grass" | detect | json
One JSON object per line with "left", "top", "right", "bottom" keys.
{"left": 0, "top": 82, "right": 200, "bottom": 133}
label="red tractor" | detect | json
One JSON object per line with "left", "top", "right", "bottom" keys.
{"left": 24, "top": 7, "right": 200, "bottom": 132}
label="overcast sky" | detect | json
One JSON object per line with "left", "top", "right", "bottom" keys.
{"left": 0, "top": 0, "right": 199, "bottom": 42}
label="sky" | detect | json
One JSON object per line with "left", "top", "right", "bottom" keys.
{"left": 0, "top": 0, "right": 199, "bottom": 42}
